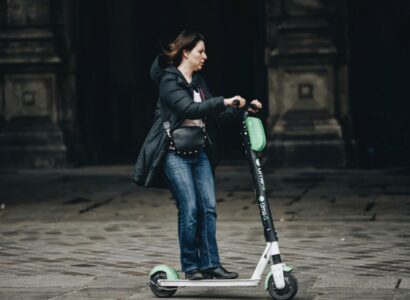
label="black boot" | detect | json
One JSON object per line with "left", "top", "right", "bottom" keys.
{"left": 185, "top": 269, "right": 204, "bottom": 280}
{"left": 201, "top": 265, "right": 239, "bottom": 279}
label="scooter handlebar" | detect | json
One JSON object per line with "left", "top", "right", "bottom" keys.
{"left": 232, "top": 99, "right": 260, "bottom": 111}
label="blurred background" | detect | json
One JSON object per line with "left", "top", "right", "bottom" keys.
{"left": 0, "top": 0, "right": 409, "bottom": 169}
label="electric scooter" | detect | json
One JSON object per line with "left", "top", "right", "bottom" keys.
{"left": 148, "top": 102, "right": 298, "bottom": 299}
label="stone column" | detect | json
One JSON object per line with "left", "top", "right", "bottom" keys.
{"left": 265, "top": 0, "right": 348, "bottom": 167}
{"left": 0, "top": 0, "right": 66, "bottom": 167}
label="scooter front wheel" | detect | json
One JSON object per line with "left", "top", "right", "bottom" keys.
{"left": 267, "top": 271, "right": 298, "bottom": 300}
{"left": 149, "top": 271, "right": 177, "bottom": 298}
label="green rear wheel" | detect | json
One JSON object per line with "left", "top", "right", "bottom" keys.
{"left": 149, "top": 271, "right": 177, "bottom": 298}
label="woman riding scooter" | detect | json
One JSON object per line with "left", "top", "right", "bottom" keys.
{"left": 132, "top": 30, "right": 262, "bottom": 280}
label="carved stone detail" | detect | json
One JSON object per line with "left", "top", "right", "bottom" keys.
{"left": 4, "top": 74, "right": 57, "bottom": 121}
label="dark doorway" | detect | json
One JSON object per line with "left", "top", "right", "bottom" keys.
{"left": 74, "top": 0, "right": 266, "bottom": 164}
{"left": 348, "top": 1, "right": 410, "bottom": 167}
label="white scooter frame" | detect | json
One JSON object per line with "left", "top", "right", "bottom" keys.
{"left": 158, "top": 242, "right": 286, "bottom": 288}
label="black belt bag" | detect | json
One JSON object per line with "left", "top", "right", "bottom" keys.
{"left": 160, "top": 90, "right": 207, "bottom": 156}
{"left": 172, "top": 126, "right": 206, "bottom": 154}
{"left": 163, "top": 122, "right": 206, "bottom": 156}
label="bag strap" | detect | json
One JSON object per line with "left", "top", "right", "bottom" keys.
{"left": 197, "top": 87, "right": 207, "bottom": 125}
{"left": 159, "top": 99, "right": 172, "bottom": 138}
{"left": 199, "top": 87, "right": 206, "bottom": 101}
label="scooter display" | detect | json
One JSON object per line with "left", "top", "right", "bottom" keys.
{"left": 148, "top": 102, "right": 298, "bottom": 299}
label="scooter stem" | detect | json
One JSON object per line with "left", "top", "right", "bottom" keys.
{"left": 240, "top": 110, "right": 285, "bottom": 289}
{"left": 240, "top": 111, "right": 278, "bottom": 243}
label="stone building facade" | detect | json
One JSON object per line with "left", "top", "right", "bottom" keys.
{"left": 0, "top": 0, "right": 409, "bottom": 168}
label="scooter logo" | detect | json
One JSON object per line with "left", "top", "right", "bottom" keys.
{"left": 259, "top": 198, "right": 268, "bottom": 222}
{"left": 257, "top": 167, "right": 265, "bottom": 191}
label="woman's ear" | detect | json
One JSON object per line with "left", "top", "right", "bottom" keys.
{"left": 183, "top": 49, "right": 190, "bottom": 59}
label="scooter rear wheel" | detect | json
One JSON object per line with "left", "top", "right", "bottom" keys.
{"left": 267, "top": 271, "right": 298, "bottom": 300}
{"left": 149, "top": 271, "right": 177, "bottom": 298}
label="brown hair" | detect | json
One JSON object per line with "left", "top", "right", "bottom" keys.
{"left": 163, "top": 31, "right": 204, "bottom": 66}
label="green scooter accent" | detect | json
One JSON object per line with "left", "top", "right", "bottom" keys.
{"left": 245, "top": 116, "right": 266, "bottom": 152}
{"left": 264, "top": 266, "right": 293, "bottom": 290}
{"left": 149, "top": 264, "right": 180, "bottom": 280}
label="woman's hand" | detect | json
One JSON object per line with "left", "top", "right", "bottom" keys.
{"left": 224, "top": 96, "right": 246, "bottom": 108}
{"left": 247, "top": 99, "right": 262, "bottom": 113}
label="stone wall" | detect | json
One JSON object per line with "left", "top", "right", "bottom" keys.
{"left": 265, "top": 0, "right": 349, "bottom": 166}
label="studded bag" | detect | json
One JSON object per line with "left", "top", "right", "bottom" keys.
{"left": 163, "top": 122, "right": 206, "bottom": 156}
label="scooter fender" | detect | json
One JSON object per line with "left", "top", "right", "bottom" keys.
{"left": 265, "top": 265, "right": 293, "bottom": 290}
{"left": 149, "top": 264, "right": 180, "bottom": 280}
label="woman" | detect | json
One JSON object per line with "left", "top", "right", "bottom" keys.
{"left": 132, "top": 31, "right": 262, "bottom": 280}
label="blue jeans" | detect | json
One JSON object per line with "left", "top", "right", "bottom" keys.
{"left": 164, "top": 149, "right": 220, "bottom": 272}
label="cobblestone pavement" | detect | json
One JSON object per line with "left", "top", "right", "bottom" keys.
{"left": 0, "top": 165, "right": 410, "bottom": 299}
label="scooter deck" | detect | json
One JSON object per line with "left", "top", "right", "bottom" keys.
{"left": 158, "top": 279, "right": 260, "bottom": 287}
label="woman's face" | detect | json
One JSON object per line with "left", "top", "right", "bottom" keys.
{"left": 184, "top": 40, "right": 207, "bottom": 71}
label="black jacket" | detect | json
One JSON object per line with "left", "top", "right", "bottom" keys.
{"left": 132, "top": 55, "right": 240, "bottom": 188}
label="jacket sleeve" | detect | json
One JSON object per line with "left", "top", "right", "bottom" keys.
{"left": 159, "top": 75, "right": 226, "bottom": 119}
{"left": 198, "top": 75, "right": 242, "bottom": 126}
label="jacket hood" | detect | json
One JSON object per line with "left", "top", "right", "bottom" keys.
{"left": 150, "top": 55, "right": 179, "bottom": 85}
{"left": 150, "top": 55, "right": 201, "bottom": 88}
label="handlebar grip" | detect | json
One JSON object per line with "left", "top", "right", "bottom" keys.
{"left": 232, "top": 99, "right": 240, "bottom": 107}
{"left": 248, "top": 103, "right": 259, "bottom": 110}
